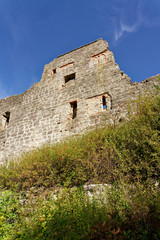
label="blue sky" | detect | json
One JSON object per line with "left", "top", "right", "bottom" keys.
{"left": 0, "top": 0, "right": 160, "bottom": 99}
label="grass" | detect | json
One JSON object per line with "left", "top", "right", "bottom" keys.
{"left": 0, "top": 85, "right": 160, "bottom": 239}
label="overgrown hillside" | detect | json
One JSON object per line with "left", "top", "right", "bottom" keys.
{"left": 0, "top": 87, "right": 160, "bottom": 239}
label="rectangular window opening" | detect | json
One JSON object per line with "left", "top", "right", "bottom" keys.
{"left": 3, "top": 111, "right": 10, "bottom": 123}
{"left": 64, "top": 73, "right": 76, "bottom": 83}
{"left": 70, "top": 101, "right": 77, "bottom": 119}
{"left": 51, "top": 69, "right": 56, "bottom": 75}
{"left": 102, "top": 96, "right": 107, "bottom": 110}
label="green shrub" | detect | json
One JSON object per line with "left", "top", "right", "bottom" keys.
{"left": 0, "top": 90, "right": 160, "bottom": 190}
{"left": 0, "top": 87, "right": 160, "bottom": 239}
{"left": 0, "top": 190, "right": 20, "bottom": 240}
{"left": 1, "top": 185, "right": 159, "bottom": 240}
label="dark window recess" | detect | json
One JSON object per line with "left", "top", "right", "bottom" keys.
{"left": 70, "top": 101, "right": 77, "bottom": 119}
{"left": 64, "top": 73, "right": 76, "bottom": 83}
{"left": 102, "top": 96, "right": 107, "bottom": 110}
{"left": 3, "top": 111, "right": 10, "bottom": 123}
{"left": 52, "top": 69, "right": 56, "bottom": 74}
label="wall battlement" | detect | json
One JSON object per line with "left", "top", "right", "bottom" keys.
{"left": 0, "top": 39, "right": 159, "bottom": 163}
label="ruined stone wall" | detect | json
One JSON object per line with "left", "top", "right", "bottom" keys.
{"left": 0, "top": 39, "right": 159, "bottom": 163}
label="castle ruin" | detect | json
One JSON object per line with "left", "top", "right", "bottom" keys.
{"left": 0, "top": 39, "right": 159, "bottom": 163}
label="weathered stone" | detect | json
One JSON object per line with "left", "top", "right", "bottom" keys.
{"left": 0, "top": 38, "right": 159, "bottom": 163}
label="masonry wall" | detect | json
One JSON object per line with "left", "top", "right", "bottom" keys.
{"left": 0, "top": 39, "right": 159, "bottom": 163}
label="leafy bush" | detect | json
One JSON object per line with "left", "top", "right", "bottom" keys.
{"left": 0, "top": 90, "right": 159, "bottom": 190}
{"left": 0, "top": 86, "right": 160, "bottom": 239}
{"left": 1, "top": 186, "right": 159, "bottom": 240}
{"left": 0, "top": 190, "right": 20, "bottom": 240}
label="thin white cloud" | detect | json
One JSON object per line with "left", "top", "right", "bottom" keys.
{"left": 113, "top": 0, "right": 145, "bottom": 42}
{"left": 114, "top": 22, "right": 138, "bottom": 41}
{"left": 0, "top": 1, "right": 30, "bottom": 46}
{"left": 98, "top": 0, "right": 160, "bottom": 43}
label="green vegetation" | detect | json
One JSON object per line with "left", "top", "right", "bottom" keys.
{"left": 0, "top": 87, "right": 160, "bottom": 239}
